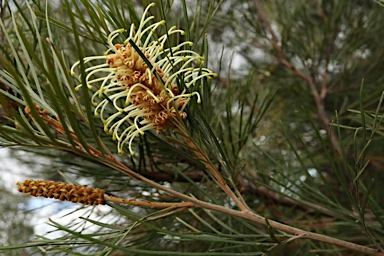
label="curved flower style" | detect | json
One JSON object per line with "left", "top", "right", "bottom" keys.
{"left": 71, "top": 3, "right": 217, "bottom": 155}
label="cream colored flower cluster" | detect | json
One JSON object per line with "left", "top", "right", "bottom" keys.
{"left": 71, "top": 3, "right": 216, "bottom": 155}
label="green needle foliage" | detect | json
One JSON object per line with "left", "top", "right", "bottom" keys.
{"left": 0, "top": 0, "right": 383, "bottom": 255}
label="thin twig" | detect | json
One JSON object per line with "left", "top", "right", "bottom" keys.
{"left": 181, "top": 134, "right": 251, "bottom": 212}
{"left": 105, "top": 196, "right": 193, "bottom": 209}
{"left": 253, "top": 0, "right": 341, "bottom": 154}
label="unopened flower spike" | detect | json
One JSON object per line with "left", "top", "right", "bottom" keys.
{"left": 17, "top": 179, "right": 106, "bottom": 205}
{"left": 71, "top": 3, "right": 217, "bottom": 155}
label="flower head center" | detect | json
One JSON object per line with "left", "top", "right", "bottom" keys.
{"left": 106, "top": 43, "right": 182, "bottom": 131}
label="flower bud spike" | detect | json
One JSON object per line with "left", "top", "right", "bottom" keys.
{"left": 16, "top": 180, "right": 106, "bottom": 205}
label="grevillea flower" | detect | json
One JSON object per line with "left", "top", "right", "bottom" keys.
{"left": 71, "top": 3, "right": 216, "bottom": 155}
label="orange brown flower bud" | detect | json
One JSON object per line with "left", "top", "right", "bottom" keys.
{"left": 16, "top": 179, "right": 105, "bottom": 205}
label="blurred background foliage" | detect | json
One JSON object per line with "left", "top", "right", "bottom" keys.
{"left": 0, "top": 0, "right": 383, "bottom": 255}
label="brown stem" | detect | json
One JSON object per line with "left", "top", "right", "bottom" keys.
{"left": 110, "top": 169, "right": 345, "bottom": 217}
{"left": 181, "top": 134, "right": 250, "bottom": 212}
{"left": 105, "top": 196, "right": 193, "bottom": 209}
